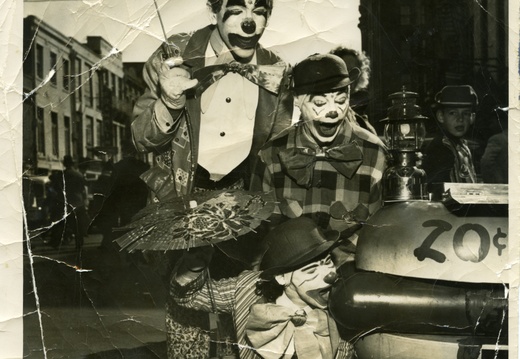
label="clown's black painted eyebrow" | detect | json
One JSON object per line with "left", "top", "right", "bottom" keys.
{"left": 225, "top": 0, "right": 247, "bottom": 8}
{"left": 225, "top": 0, "right": 269, "bottom": 9}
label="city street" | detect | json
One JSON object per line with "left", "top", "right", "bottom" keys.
{"left": 23, "top": 233, "right": 168, "bottom": 359}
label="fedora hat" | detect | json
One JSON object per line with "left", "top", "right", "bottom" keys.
{"left": 260, "top": 217, "right": 340, "bottom": 276}
{"left": 292, "top": 53, "right": 361, "bottom": 95}
{"left": 435, "top": 85, "right": 478, "bottom": 108}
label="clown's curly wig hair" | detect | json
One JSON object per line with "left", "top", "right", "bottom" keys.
{"left": 255, "top": 276, "right": 284, "bottom": 303}
{"left": 330, "top": 46, "right": 371, "bottom": 93}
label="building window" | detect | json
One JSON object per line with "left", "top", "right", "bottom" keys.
{"left": 77, "top": 61, "right": 82, "bottom": 102}
{"left": 111, "top": 73, "right": 116, "bottom": 91}
{"left": 98, "top": 72, "right": 106, "bottom": 111}
{"left": 36, "top": 44, "right": 44, "bottom": 79}
{"left": 87, "top": 65, "right": 94, "bottom": 107}
{"left": 36, "top": 107, "right": 45, "bottom": 155}
{"left": 71, "top": 116, "right": 78, "bottom": 158}
{"left": 64, "top": 116, "right": 71, "bottom": 155}
{"left": 117, "top": 77, "right": 124, "bottom": 100}
{"left": 63, "top": 59, "right": 70, "bottom": 91}
{"left": 51, "top": 112, "right": 59, "bottom": 157}
{"left": 96, "top": 119, "right": 103, "bottom": 146}
{"left": 400, "top": 5, "right": 411, "bottom": 26}
{"left": 86, "top": 116, "right": 94, "bottom": 148}
{"left": 419, "top": 6, "right": 425, "bottom": 24}
{"left": 50, "top": 51, "right": 57, "bottom": 85}
{"left": 112, "top": 124, "right": 118, "bottom": 147}
{"left": 112, "top": 124, "right": 120, "bottom": 161}
{"left": 83, "top": 63, "right": 90, "bottom": 105}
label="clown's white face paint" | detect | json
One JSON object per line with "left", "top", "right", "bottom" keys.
{"left": 298, "top": 89, "right": 350, "bottom": 146}
{"left": 209, "top": 0, "right": 270, "bottom": 62}
{"left": 278, "top": 255, "right": 337, "bottom": 309}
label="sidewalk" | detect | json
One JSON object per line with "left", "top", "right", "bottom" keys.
{"left": 23, "top": 234, "right": 168, "bottom": 359}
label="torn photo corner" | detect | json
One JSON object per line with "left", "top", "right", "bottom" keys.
{"left": 3, "top": 0, "right": 518, "bottom": 358}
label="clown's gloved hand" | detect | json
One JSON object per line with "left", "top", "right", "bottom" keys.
{"left": 175, "top": 246, "right": 215, "bottom": 286}
{"left": 159, "top": 57, "right": 198, "bottom": 109}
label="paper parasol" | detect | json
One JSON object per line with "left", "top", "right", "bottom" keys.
{"left": 115, "top": 190, "right": 275, "bottom": 252}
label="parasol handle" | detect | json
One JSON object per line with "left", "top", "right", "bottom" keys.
{"left": 152, "top": 0, "right": 181, "bottom": 60}
{"left": 206, "top": 267, "right": 225, "bottom": 358}
{"left": 206, "top": 267, "right": 217, "bottom": 313}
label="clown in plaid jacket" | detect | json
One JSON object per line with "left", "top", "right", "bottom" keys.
{"left": 251, "top": 53, "right": 388, "bottom": 235}
{"left": 251, "top": 116, "right": 388, "bottom": 234}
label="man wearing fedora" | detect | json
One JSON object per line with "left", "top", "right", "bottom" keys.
{"left": 251, "top": 53, "right": 387, "bottom": 239}
{"left": 422, "top": 85, "right": 479, "bottom": 184}
{"left": 171, "top": 217, "right": 354, "bottom": 358}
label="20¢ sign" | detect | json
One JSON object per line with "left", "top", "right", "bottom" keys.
{"left": 356, "top": 201, "right": 509, "bottom": 284}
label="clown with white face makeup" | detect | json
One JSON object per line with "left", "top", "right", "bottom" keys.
{"left": 171, "top": 217, "right": 354, "bottom": 358}
{"left": 132, "top": 0, "right": 292, "bottom": 200}
{"left": 297, "top": 90, "right": 351, "bottom": 146}
{"left": 252, "top": 53, "right": 388, "bottom": 243}
{"left": 291, "top": 54, "right": 356, "bottom": 147}
{"left": 275, "top": 254, "right": 336, "bottom": 309}
{"left": 209, "top": 0, "right": 272, "bottom": 62}
{"left": 131, "top": 1, "right": 293, "bottom": 357}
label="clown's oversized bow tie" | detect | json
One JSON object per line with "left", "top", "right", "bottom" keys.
{"left": 278, "top": 143, "right": 364, "bottom": 188}
{"left": 245, "top": 304, "right": 336, "bottom": 359}
{"left": 192, "top": 61, "right": 285, "bottom": 97}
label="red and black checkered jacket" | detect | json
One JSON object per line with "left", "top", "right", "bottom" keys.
{"left": 251, "top": 120, "right": 388, "bottom": 228}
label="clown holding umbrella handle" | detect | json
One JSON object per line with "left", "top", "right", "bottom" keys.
{"left": 159, "top": 57, "right": 199, "bottom": 110}
{"left": 152, "top": 0, "right": 199, "bottom": 110}
{"left": 154, "top": 0, "right": 197, "bottom": 110}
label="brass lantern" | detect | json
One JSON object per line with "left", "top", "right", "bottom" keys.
{"left": 381, "top": 87, "right": 428, "bottom": 201}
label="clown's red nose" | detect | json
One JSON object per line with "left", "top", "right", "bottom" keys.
{"left": 324, "top": 271, "right": 338, "bottom": 284}
{"left": 241, "top": 19, "right": 256, "bottom": 34}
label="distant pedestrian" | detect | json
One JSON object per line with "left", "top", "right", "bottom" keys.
{"left": 91, "top": 161, "right": 116, "bottom": 250}
{"left": 62, "top": 155, "right": 90, "bottom": 251}
{"left": 45, "top": 170, "right": 67, "bottom": 248}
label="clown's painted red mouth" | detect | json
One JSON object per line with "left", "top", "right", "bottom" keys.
{"left": 229, "top": 34, "right": 261, "bottom": 49}
{"left": 307, "top": 286, "right": 332, "bottom": 307}
{"left": 317, "top": 122, "right": 340, "bottom": 137}
{"left": 320, "top": 289, "right": 330, "bottom": 302}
